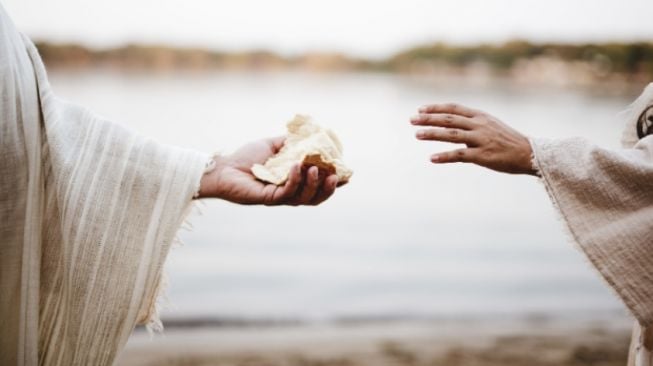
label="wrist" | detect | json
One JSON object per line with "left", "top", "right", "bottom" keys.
{"left": 521, "top": 138, "right": 537, "bottom": 176}
{"left": 197, "top": 154, "right": 230, "bottom": 199}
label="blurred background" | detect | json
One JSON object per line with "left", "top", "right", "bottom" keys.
{"left": 5, "top": 0, "right": 653, "bottom": 365}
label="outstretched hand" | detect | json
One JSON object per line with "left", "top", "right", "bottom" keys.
{"left": 411, "top": 103, "right": 537, "bottom": 175}
{"left": 197, "top": 136, "right": 340, "bottom": 205}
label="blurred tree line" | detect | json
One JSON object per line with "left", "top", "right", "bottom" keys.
{"left": 384, "top": 40, "right": 653, "bottom": 78}
{"left": 35, "top": 40, "right": 653, "bottom": 83}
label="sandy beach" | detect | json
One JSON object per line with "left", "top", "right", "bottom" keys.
{"left": 117, "top": 314, "right": 633, "bottom": 366}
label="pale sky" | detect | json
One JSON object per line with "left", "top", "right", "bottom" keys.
{"left": 3, "top": 0, "right": 653, "bottom": 58}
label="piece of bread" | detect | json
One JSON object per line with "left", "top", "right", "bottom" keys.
{"left": 251, "top": 115, "right": 353, "bottom": 185}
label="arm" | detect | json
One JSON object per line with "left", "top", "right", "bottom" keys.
{"left": 410, "top": 102, "right": 653, "bottom": 329}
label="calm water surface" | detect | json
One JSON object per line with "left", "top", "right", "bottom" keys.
{"left": 49, "top": 70, "right": 634, "bottom": 320}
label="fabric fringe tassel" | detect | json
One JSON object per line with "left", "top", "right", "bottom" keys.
{"left": 143, "top": 155, "right": 216, "bottom": 335}
{"left": 143, "top": 200, "right": 205, "bottom": 335}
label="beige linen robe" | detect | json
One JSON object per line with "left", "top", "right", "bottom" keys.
{"left": 0, "top": 5, "right": 209, "bottom": 365}
{"left": 531, "top": 83, "right": 653, "bottom": 366}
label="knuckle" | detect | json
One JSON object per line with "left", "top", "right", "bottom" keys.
{"left": 263, "top": 191, "right": 275, "bottom": 205}
{"left": 456, "top": 149, "right": 467, "bottom": 161}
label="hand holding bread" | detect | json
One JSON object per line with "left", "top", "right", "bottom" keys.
{"left": 197, "top": 115, "right": 351, "bottom": 206}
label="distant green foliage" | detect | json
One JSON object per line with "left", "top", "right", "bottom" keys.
{"left": 34, "top": 40, "right": 653, "bottom": 80}
{"left": 389, "top": 40, "right": 653, "bottom": 77}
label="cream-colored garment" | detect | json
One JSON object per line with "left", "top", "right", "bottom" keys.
{"left": 531, "top": 83, "right": 653, "bottom": 365}
{"left": 0, "top": 5, "right": 209, "bottom": 366}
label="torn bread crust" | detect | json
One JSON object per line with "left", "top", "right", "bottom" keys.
{"left": 302, "top": 154, "right": 337, "bottom": 175}
{"left": 251, "top": 115, "right": 353, "bottom": 185}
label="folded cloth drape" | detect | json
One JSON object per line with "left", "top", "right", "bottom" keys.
{"left": 0, "top": 5, "right": 209, "bottom": 365}
{"left": 531, "top": 83, "right": 653, "bottom": 366}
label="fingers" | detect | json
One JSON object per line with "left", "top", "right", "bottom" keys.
{"left": 269, "top": 164, "right": 302, "bottom": 204}
{"left": 415, "top": 127, "right": 480, "bottom": 145}
{"left": 296, "top": 166, "right": 322, "bottom": 203}
{"left": 431, "top": 148, "right": 479, "bottom": 164}
{"left": 418, "top": 103, "right": 480, "bottom": 118}
{"left": 270, "top": 165, "right": 341, "bottom": 206}
{"left": 412, "top": 104, "right": 484, "bottom": 166}
{"left": 311, "top": 174, "right": 338, "bottom": 206}
{"left": 411, "top": 113, "right": 474, "bottom": 130}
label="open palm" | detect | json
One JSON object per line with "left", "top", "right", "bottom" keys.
{"left": 198, "top": 137, "right": 339, "bottom": 205}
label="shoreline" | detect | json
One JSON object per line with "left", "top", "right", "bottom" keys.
{"left": 119, "top": 314, "right": 633, "bottom": 366}
{"left": 139, "top": 308, "right": 630, "bottom": 329}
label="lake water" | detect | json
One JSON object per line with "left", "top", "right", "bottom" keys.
{"left": 48, "top": 70, "right": 636, "bottom": 321}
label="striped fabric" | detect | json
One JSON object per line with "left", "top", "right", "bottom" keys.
{"left": 0, "top": 5, "right": 209, "bottom": 365}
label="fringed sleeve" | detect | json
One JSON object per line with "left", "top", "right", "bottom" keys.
{"left": 531, "top": 84, "right": 653, "bottom": 366}
{"left": 0, "top": 4, "right": 211, "bottom": 364}
{"left": 24, "top": 40, "right": 211, "bottom": 365}
{"left": 531, "top": 136, "right": 653, "bottom": 326}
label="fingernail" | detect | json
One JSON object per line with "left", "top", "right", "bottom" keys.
{"left": 410, "top": 115, "right": 421, "bottom": 124}
{"left": 416, "top": 130, "right": 426, "bottom": 139}
{"left": 431, "top": 155, "right": 440, "bottom": 162}
{"left": 419, "top": 106, "right": 428, "bottom": 112}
